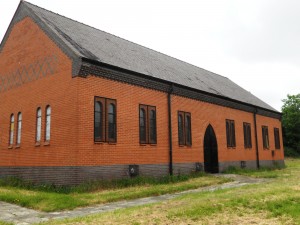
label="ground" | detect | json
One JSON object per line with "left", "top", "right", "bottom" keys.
{"left": 0, "top": 158, "right": 299, "bottom": 225}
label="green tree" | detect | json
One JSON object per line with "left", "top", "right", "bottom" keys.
{"left": 281, "top": 94, "right": 300, "bottom": 152}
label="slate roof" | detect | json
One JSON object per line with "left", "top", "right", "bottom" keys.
{"left": 21, "top": 1, "right": 277, "bottom": 112}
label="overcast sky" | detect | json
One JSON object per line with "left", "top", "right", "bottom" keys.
{"left": 1, "top": 0, "right": 299, "bottom": 111}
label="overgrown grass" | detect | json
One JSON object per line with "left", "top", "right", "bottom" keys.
{"left": 0, "top": 172, "right": 229, "bottom": 212}
{"left": 40, "top": 158, "right": 300, "bottom": 225}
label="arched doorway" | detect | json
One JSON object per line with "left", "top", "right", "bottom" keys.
{"left": 203, "top": 125, "right": 219, "bottom": 173}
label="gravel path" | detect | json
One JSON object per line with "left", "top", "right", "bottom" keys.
{"left": 0, "top": 174, "right": 267, "bottom": 225}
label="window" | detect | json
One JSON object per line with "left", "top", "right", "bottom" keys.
{"left": 262, "top": 126, "right": 269, "bottom": 149}
{"left": 243, "top": 122, "right": 252, "bottom": 149}
{"left": 178, "top": 111, "right": 192, "bottom": 146}
{"left": 16, "top": 112, "right": 22, "bottom": 145}
{"left": 94, "top": 97, "right": 117, "bottom": 143}
{"left": 139, "top": 104, "right": 156, "bottom": 144}
{"left": 274, "top": 128, "right": 281, "bottom": 149}
{"left": 45, "top": 105, "right": 51, "bottom": 141}
{"left": 9, "top": 114, "right": 14, "bottom": 145}
{"left": 36, "top": 108, "right": 42, "bottom": 142}
{"left": 226, "top": 119, "right": 236, "bottom": 147}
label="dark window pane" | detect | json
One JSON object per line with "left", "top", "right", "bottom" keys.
{"left": 149, "top": 109, "right": 156, "bottom": 143}
{"left": 226, "top": 120, "right": 230, "bottom": 147}
{"left": 178, "top": 114, "right": 184, "bottom": 145}
{"left": 185, "top": 114, "right": 191, "bottom": 145}
{"left": 231, "top": 121, "right": 236, "bottom": 147}
{"left": 139, "top": 108, "right": 146, "bottom": 143}
{"left": 94, "top": 101, "right": 103, "bottom": 140}
{"left": 108, "top": 103, "right": 116, "bottom": 141}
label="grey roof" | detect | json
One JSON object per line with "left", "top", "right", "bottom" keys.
{"left": 23, "top": 1, "right": 277, "bottom": 112}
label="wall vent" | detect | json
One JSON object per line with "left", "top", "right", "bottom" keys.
{"left": 129, "top": 165, "right": 139, "bottom": 177}
{"left": 240, "top": 161, "right": 246, "bottom": 169}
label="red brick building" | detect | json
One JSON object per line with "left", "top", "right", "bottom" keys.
{"left": 0, "top": 2, "right": 284, "bottom": 185}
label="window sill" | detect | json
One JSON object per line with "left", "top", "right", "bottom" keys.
{"left": 35, "top": 142, "right": 41, "bottom": 147}
{"left": 15, "top": 145, "right": 21, "bottom": 149}
{"left": 44, "top": 142, "right": 50, "bottom": 146}
{"left": 8, "top": 145, "right": 13, "bottom": 149}
{"left": 108, "top": 142, "right": 117, "bottom": 145}
{"left": 94, "top": 141, "right": 105, "bottom": 144}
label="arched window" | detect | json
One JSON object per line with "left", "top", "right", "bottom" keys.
{"left": 149, "top": 109, "right": 156, "bottom": 144}
{"left": 139, "top": 108, "right": 146, "bottom": 143}
{"left": 94, "top": 97, "right": 117, "bottom": 143}
{"left": 94, "top": 101, "right": 103, "bottom": 141}
{"left": 36, "top": 108, "right": 42, "bottom": 142}
{"left": 45, "top": 106, "right": 51, "bottom": 141}
{"left": 178, "top": 111, "right": 192, "bottom": 146}
{"left": 9, "top": 114, "right": 14, "bottom": 145}
{"left": 108, "top": 103, "right": 116, "bottom": 142}
{"left": 178, "top": 114, "right": 184, "bottom": 145}
{"left": 16, "top": 112, "right": 22, "bottom": 145}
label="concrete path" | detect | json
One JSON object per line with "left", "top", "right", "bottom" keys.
{"left": 0, "top": 174, "right": 267, "bottom": 225}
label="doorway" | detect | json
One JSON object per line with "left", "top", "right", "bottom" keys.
{"left": 203, "top": 125, "right": 219, "bottom": 173}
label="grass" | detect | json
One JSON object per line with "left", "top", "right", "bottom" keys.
{"left": 0, "top": 222, "right": 13, "bottom": 225}
{"left": 0, "top": 172, "right": 229, "bottom": 212}
{"left": 40, "top": 158, "right": 300, "bottom": 225}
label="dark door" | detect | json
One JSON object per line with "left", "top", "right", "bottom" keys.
{"left": 204, "top": 125, "right": 219, "bottom": 173}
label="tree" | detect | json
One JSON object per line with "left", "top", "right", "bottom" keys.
{"left": 281, "top": 94, "right": 300, "bottom": 152}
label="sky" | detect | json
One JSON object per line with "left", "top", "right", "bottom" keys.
{"left": 0, "top": 0, "right": 299, "bottom": 112}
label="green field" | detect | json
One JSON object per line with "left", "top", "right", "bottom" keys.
{"left": 41, "top": 158, "right": 300, "bottom": 225}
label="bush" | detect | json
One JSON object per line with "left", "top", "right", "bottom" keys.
{"left": 284, "top": 146, "right": 300, "bottom": 158}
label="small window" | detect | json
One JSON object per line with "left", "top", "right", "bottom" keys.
{"left": 45, "top": 106, "right": 51, "bottom": 141}
{"left": 36, "top": 108, "right": 42, "bottom": 142}
{"left": 139, "top": 104, "right": 156, "bottom": 144}
{"left": 178, "top": 111, "right": 192, "bottom": 146}
{"left": 243, "top": 122, "right": 252, "bottom": 149}
{"left": 274, "top": 128, "right": 281, "bottom": 149}
{"left": 9, "top": 114, "right": 14, "bottom": 145}
{"left": 16, "top": 112, "right": 22, "bottom": 145}
{"left": 94, "top": 97, "right": 117, "bottom": 143}
{"left": 226, "top": 119, "right": 236, "bottom": 148}
{"left": 262, "top": 126, "right": 269, "bottom": 149}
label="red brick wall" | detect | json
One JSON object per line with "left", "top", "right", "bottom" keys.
{"left": 0, "top": 17, "right": 79, "bottom": 166}
{"left": 0, "top": 17, "right": 284, "bottom": 171}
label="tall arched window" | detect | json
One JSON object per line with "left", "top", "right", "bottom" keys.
{"left": 178, "top": 114, "right": 184, "bottom": 145}
{"left": 149, "top": 109, "right": 156, "bottom": 144}
{"left": 16, "top": 112, "right": 22, "bottom": 145}
{"left": 178, "top": 111, "right": 192, "bottom": 146}
{"left": 107, "top": 103, "right": 116, "bottom": 142}
{"left": 94, "top": 101, "right": 103, "bottom": 141}
{"left": 139, "top": 108, "right": 146, "bottom": 143}
{"left": 45, "top": 106, "right": 51, "bottom": 141}
{"left": 9, "top": 114, "right": 14, "bottom": 145}
{"left": 36, "top": 108, "right": 42, "bottom": 142}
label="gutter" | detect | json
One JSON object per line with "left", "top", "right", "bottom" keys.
{"left": 253, "top": 108, "right": 260, "bottom": 169}
{"left": 168, "top": 84, "right": 174, "bottom": 175}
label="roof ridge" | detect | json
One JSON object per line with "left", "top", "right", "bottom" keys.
{"left": 23, "top": 1, "right": 228, "bottom": 80}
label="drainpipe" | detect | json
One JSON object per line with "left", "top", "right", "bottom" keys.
{"left": 168, "top": 84, "right": 174, "bottom": 175}
{"left": 253, "top": 108, "right": 260, "bottom": 169}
